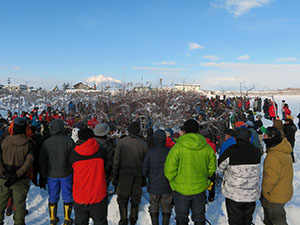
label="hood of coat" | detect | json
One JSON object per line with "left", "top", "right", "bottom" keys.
{"left": 5, "top": 134, "right": 30, "bottom": 146}
{"left": 153, "top": 129, "right": 166, "bottom": 147}
{"left": 49, "top": 119, "right": 65, "bottom": 135}
{"left": 75, "top": 138, "right": 99, "bottom": 156}
{"left": 267, "top": 137, "right": 292, "bottom": 154}
{"left": 176, "top": 133, "right": 207, "bottom": 150}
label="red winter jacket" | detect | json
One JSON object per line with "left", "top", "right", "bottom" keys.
{"left": 205, "top": 138, "right": 216, "bottom": 153}
{"left": 283, "top": 107, "right": 291, "bottom": 117}
{"left": 70, "top": 138, "right": 107, "bottom": 205}
{"left": 165, "top": 137, "right": 175, "bottom": 149}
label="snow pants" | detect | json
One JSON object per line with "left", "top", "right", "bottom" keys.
{"left": 74, "top": 197, "right": 108, "bottom": 225}
{"left": 172, "top": 190, "right": 206, "bottom": 224}
{"left": 260, "top": 195, "right": 288, "bottom": 225}
{"left": 149, "top": 193, "right": 172, "bottom": 214}
{"left": 0, "top": 178, "right": 30, "bottom": 225}
{"left": 225, "top": 198, "right": 256, "bottom": 225}
{"left": 47, "top": 174, "right": 73, "bottom": 203}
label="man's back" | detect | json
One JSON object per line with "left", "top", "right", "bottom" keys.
{"left": 164, "top": 132, "right": 216, "bottom": 195}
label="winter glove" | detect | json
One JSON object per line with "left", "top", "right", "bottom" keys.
{"left": 39, "top": 176, "right": 47, "bottom": 190}
{"left": 208, "top": 190, "right": 215, "bottom": 202}
{"left": 4, "top": 171, "right": 18, "bottom": 188}
{"left": 141, "top": 176, "right": 147, "bottom": 187}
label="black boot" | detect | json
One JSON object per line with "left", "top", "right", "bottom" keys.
{"left": 48, "top": 202, "right": 59, "bottom": 225}
{"left": 194, "top": 222, "right": 205, "bottom": 225}
{"left": 150, "top": 212, "right": 159, "bottom": 225}
{"left": 176, "top": 221, "right": 188, "bottom": 225}
{"left": 119, "top": 207, "right": 128, "bottom": 225}
{"left": 130, "top": 207, "right": 139, "bottom": 225}
{"left": 162, "top": 213, "right": 171, "bottom": 225}
{"left": 63, "top": 202, "right": 73, "bottom": 225}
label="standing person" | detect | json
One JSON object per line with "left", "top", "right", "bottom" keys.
{"left": 0, "top": 117, "right": 34, "bottom": 225}
{"left": 254, "top": 114, "right": 264, "bottom": 154}
{"left": 113, "top": 121, "right": 148, "bottom": 225}
{"left": 283, "top": 116, "right": 297, "bottom": 163}
{"left": 39, "top": 119, "right": 75, "bottom": 225}
{"left": 93, "top": 123, "right": 115, "bottom": 187}
{"left": 218, "top": 127, "right": 261, "bottom": 225}
{"left": 142, "top": 129, "right": 172, "bottom": 225}
{"left": 261, "top": 127, "right": 293, "bottom": 225}
{"left": 164, "top": 119, "right": 216, "bottom": 225}
{"left": 70, "top": 128, "right": 108, "bottom": 225}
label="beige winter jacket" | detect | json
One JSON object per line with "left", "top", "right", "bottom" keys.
{"left": 262, "top": 138, "right": 293, "bottom": 203}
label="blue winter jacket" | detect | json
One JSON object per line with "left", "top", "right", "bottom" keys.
{"left": 142, "top": 129, "right": 172, "bottom": 194}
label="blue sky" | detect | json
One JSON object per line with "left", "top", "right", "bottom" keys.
{"left": 1, "top": 0, "right": 300, "bottom": 90}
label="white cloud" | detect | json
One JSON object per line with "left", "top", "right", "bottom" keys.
{"left": 237, "top": 55, "right": 250, "bottom": 60}
{"left": 186, "top": 42, "right": 205, "bottom": 55}
{"left": 132, "top": 67, "right": 187, "bottom": 72}
{"left": 85, "top": 74, "right": 122, "bottom": 84}
{"left": 203, "top": 55, "right": 220, "bottom": 61}
{"left": 275, "top": 57, "right": 297, "bottom": 63}
{"left": 199, "top": 62, "right": 300, "bottom": 90}
{"left": 154, "top": 61, "right": 177, "bottom": 65}
{"left": 211, "top": 0, "right": 272, "bottom": 17}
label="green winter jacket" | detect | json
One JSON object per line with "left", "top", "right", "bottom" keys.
{"left": 164, "top": 133, "right": 216, "bottom": 195}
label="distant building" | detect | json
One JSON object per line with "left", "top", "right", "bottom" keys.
{"left": 174, "top": 84, "right": 201, "bottom": 92}
{"left": 133, "top": 86, "right": 151, "bottom": 92}
{"left": 0, "top": 84, "right": 4, "bottom": 89}
{"left": 73, "top": 82, "right": 93, "bottom": 90}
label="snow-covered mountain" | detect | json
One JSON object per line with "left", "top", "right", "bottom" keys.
{"left": 84, "top": 74, "right": 123, "bottom": 90}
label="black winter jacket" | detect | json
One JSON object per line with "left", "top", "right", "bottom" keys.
{"left": 39, "top": 119, "right": 75, "bottom": 178}
{"left": 142, "top": 129, "right": 172, "bottom": 194}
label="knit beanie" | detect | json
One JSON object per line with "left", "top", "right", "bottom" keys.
{"left": 13, "top": 117, "right": 27, "bottom": 134}
{"left": 183, "top": 119, "right": 199, "bottom": 133}
{"left": 78, "top": 128, "right": 94, "bottom": 141}
{"left": 263, "top": 126, "right": 282, "bottom": 148}
{"left": 272, "top": 119, "right": 285, "bottom": 138}
{"left": 128, "top": 121, "right": 140, "bottom": 135}
{"left": 235, "top": 127, "right": 251, "bottom": 143}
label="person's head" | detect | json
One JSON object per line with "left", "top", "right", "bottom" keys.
{"left": 245, "top": 121, "right": 254, "bottom": 128}
{"left": 256, "top": 114, "right": 262, "bottom": 120}
{"left": 128, "top": 121, "right": 140, "bottom": 135}
{"left": 13, "top": 117, "right": 28, "bottom": 135}
{"left": 272, "top": 119, "right": 285, "bottom": 138}
{"left": 235, "top": 127, "right": 251, "bottom": 143}
{"left": 78, "top": 128, "right": 94, "bottom": 142}
{"left": 263, "top": 126, "right": 282, "bottom": 148}
{"left": 182, "top": 119, "right": 199, "bottom": 134}
{"left": 225, "top": 128, "right": 235, "bottom": 140}
{"left": 284, "top": 115, "right": 294, "bottom": 124}
{"left": 94, "top": 123, "right": 110, "bottom": 137}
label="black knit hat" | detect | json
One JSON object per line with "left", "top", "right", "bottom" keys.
{"left": 183, "top": 119, "right": 199, "bottom": 133}
{"left": 263, "top": 126, "right": 282, "bottom": 148}
{"left": 128, "top": 121, "right": 140, "bottom": 135}
{"left": 13, "top": 117, "right": 27, "bottom": 134}
{"left": 78, "top": 128, "right": 94, "bottom": 141}
{"left": 235, "top": 127, "right": 251, "bottom": 143}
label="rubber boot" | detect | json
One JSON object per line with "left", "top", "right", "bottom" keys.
{"left": 194, "top": 222, "right": 205, "bottom": 225}
{"left": 48, "top": 203, "right": 59, "bottom": 225}
{"left": 63, "top": 202, "right": 73, "bottom": 225}
{"left": 176, "top": 221, "right": 188, "bottom": 225}
{"left": 130, "top": 207, "right": 139, "bottom": 225}
{"left": 150, "top": 212, "right": 159, "bottom": 225}
{"left": 162, "top": 213, "right": 171, "bottom": 225}
{"left": 118, "top": 207, "right": 128, "bottom": 225}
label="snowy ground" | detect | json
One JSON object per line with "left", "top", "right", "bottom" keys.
{"left": 2, "top": 95, "right": 300, "bottom": 224}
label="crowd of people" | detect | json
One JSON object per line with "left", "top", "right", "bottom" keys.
{"left": 0, "top": 95, "right": 297, "bottom": 225}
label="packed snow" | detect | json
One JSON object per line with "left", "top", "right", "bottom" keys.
{"left": 2, "top": 95, "right": 300, "bottom": 225}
